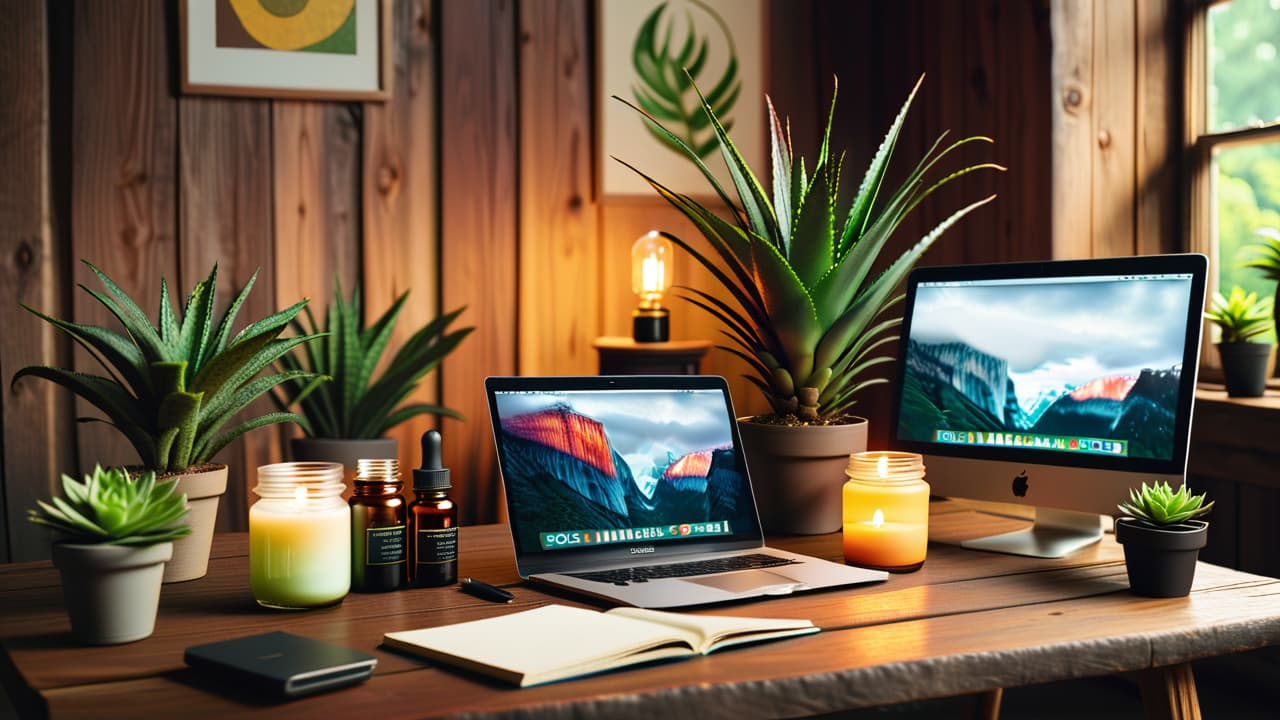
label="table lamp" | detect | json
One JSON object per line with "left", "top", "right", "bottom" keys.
{"left": 632, "top": 231, "right": 673, "bottom": 342}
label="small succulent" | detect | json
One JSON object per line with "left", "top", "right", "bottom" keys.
{"left": 1204, "top": 286, "right": 1274, "bottom": 343}
{"left": 615, "top": 75, "right": 1000, "bottom": 421}
{"left": 13, "top": 261, "right": 319, "bottom": 472}
{"left": 273, "top": 278, "right": 473, "bottom": 439}
{"left": 1117, "top": 481, "right": 1213, "bottom": 528}
{"left": 28, "top": 466, "right": 191, "bottom": 545}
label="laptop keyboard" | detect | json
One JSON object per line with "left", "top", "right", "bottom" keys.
{"left": 566, "top": 553, "right": 799, "bottom": 586}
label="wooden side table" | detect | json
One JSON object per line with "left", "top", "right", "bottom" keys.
{"left": 592, "top": 336, "right": 712, "bottom": 375}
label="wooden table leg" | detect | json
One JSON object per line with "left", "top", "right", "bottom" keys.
{"left": 1137, "top": 663, "right": 1201, "bottom": 720}
{"left": 970, "top": 688, "right": 1002, "bottom": 720}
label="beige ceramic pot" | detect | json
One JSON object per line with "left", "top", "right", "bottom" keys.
{"left": 163, "top": 464, "right": 228, "bottom": 583}
{"left": 736, "top": 417, "right": 869, "bottom": 535}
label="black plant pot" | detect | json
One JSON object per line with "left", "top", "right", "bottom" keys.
{"left": 1217, "top": 342, "right": 1272, "bottom": 397}
{"left": 1115, "top": 519, "right": 1208, "bottom": 598}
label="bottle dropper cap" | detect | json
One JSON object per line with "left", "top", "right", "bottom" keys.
{"left": 414, "top": 430, "right": 451, "bottom": 491}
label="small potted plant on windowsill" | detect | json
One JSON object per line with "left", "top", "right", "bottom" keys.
{"left": 273, "top": 278, "right": 472, "bottom": 481}
{"left": 1115, "top": 481, "right": 1213, "bottom": 598}
{"left": 1204, "top": 285, "right": 1274, "bottom": 397}
{"left": 29, "top": 466, "right": 191, "bottom": 644}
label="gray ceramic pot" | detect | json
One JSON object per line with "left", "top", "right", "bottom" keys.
{"left": 1217, "top": 342, "right": 1272, "bottom": 397}
{"left": 736, "top": 417, "right": 869, "bottom": 535}
{"left": 1115, "top": 518, "right": 1207, "bottom": 598}
{"left": 52, "top": 541, "right": 173, "bottom": 645}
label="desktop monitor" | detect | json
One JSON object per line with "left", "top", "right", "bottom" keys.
{"left": 888, "top": 254, "right": 1208, "bottom": 557}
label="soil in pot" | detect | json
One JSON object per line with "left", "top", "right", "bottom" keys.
{"left": 1115, "top": 518, "right": 1207, "bottom": 598}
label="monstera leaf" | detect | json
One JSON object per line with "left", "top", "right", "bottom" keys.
{"left": 631, "top": 0, "right": 740, "bottom": 159}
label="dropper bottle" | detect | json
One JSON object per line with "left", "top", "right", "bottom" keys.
{"left": 408, "top": 430, "right": 458, "bottom": 587}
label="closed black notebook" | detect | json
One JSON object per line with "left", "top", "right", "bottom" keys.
{"left": 184, "top": 631, "right": 377, "bottom": 699}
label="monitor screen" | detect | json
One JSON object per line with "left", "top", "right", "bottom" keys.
{"left": 888, "top": 254, "right": 1208, "bottom": 555}
{"left": 488, "top": 383, "right": 761, "bottom": 557}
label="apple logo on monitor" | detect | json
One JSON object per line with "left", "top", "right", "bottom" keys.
{"left": 1012, "top": 471, "right": 1029, "bottom": 497}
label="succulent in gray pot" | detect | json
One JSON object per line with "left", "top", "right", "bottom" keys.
{"left": 28, "top": 466, "right": 191, "bottom": 644}
{"left": 1115, "top": 481, "right": 1213, "bottom": 598}
{"left": 1204, "top": 286, "right": 1274, "bottom": 397}
{"left": 615, "top": 76, "right": 1000, "bottom": 534}
{"left": 273, "top": 278, "right": 472, "bottom": 483}
{"left": 13, "top": 262, "right": 319, "bottom": 581}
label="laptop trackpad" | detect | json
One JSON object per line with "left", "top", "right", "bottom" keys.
{"left": 687, "top": 569, "right": 805, "bottom": 594}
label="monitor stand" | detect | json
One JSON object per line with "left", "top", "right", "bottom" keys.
{"left": 961, "top": 507, "right": 1104, "bottom": 558}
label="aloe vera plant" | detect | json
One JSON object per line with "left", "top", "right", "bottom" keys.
{"left": 616, "top": 76, "right": 1002, "bottom": 420}
{"left": 13, "top": 262, "right": 318, "bottom": 472}
{"left": 28, "top": 465, "right": 191, "bottom": 546}
{"left": 273, "top": 279, "right": 473, "bottom": 439}
{"left": 1205, "top": 286, "right": 1274, "bottom": 343}
{"left": 1117, "top": 481, "right": 1213, "bottom": 528}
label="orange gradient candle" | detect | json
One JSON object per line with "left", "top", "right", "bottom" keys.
{"left": 842, "top": 452, "right": 929, "bottom": 572}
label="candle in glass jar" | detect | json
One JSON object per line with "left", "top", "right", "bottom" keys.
{"left": 842, "top": 451, "right": 929, "bottom": 572}
{"left": 250, "top": 462, "right": 351, "bottom": 609}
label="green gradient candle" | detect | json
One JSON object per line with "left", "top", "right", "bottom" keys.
{"left": 250, "top": 462, "right": 350, "bottom": 609}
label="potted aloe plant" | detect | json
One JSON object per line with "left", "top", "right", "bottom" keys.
{"left": 616, "top": 76, "right": 1000, "bottom": 534}
{"left": 13, "top": 262, "right": 317, "bottom": 581}
{"left": 1204, "top": 285, "right": 1274, "bottom": 397}
{"left": 1241, "top": 226, "right": 1280, "bottom": 376}
{"left": 1115, "top": 481, "right": 1213, "bottom": 598}
{"left": 29, "top": 466, "right": 190, "bottom": 644}
{"left": 273, "top": 278, "right": 472, "bottom": 479}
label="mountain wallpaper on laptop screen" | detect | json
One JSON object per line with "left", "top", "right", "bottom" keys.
{"left": 495, "top": 391, "right": 755, "bottom": 551}
{"left": 897, "top": 277, "right": 1193, "bottom": 461}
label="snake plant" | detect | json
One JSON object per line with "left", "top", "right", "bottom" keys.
{"left": 13, "top": 262, "right": 318, "bottom": 472}
{"left": 28, "top": 465, "right": 191, "bottom": 546}
{"left": 616, "top": 76, "right": 1001, "bottom": 420}
{"left": 273, "top": 279, "right": 473, "bottom": 439}
{"left": 1117, "top": 481, "right": 1213, "bottom": 528}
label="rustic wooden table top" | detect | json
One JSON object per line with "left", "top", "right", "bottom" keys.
{"left": 2, "top": 501, "right": 1278, "bottom": 719}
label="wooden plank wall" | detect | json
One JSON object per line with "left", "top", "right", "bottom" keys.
{"left": 0, "top": 0, "right": 1062, "bottom": 560}
{"left": 1050, "top": 0, "right": 1182, "bottom": 259}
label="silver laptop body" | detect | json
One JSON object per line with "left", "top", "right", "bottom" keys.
{"left": 484, "top": 375, "right": 886, "bottom": 609}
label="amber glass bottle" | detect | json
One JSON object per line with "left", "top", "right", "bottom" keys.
{"left": 409, "top": 430, "right": 458, "bottom": 587}
{"left": 350, "top": 458, "right": 406, "bottom": 592}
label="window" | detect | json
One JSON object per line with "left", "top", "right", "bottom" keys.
{"left": 1190, "top": 0, "right": 1280, "bottom": 359}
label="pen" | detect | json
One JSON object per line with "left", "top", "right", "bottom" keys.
{"left": 460, "top": 577, "right": 515, "bottom": 603}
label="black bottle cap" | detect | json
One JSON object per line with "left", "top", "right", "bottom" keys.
{"left": 414, "top": 430, "right": 451, "bottom": 491}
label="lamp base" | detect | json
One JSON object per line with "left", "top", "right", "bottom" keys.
{"left": 632, "top": 308, "right": 670, "bottom": 343}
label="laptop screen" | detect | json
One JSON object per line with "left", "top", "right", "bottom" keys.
{"left": 485, "top": 376, "right": 763, "bottom": 561}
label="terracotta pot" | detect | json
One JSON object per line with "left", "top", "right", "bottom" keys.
{"left": 52, "top": 541, "right": 172, "bottom": 644}
{"left": 1115, "top": 518, "right": 1207, "bottom": 598}
{"left": 291, "top": 437, "right": 398, "bottom": 489}
{"left": 163, "top": 465, "right": 228, "bottom": 583}
{"left": 736, "top": 417, "right": 869, "bottom": 535}
{"left": 1217, "top": 342, "right": 1272, "bottom": 397}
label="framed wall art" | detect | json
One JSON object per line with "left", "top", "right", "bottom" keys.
{"left": 597, "top": 0, "right": 765, "bottom": 199}
{"left": 181, "top": 0, "right": 392, "bottom": 101}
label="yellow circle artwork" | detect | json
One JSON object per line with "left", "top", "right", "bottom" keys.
{"left": 229, "top": 0, "right": 355, "bottom": 51}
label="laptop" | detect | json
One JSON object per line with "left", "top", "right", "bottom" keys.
{"left": 484, "top": 375, "right": 887, "bottom": 608}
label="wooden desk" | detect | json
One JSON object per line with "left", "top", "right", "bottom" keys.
{"left": 2, "top": 503, "right": 1278, "bottom": 719}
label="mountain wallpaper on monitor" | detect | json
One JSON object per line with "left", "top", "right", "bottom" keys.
{"left": 494, "top": 391, "right": 755, "bottom": 550}
{"left": 897, "top": 277, "right": 1193, "bottom": 461}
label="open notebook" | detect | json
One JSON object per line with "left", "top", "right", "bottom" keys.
{"left": 382, "top": 604, "right": 817, "bottom": 687}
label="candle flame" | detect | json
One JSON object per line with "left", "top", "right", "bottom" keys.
{"left": 872, "top": 508, "right": 884, "bottom": 528}
{"left": 877, "top": 455, "right": 888, "bottom": 479}
{"left": 294, "top": 486, "right": 307, "bottom": 507}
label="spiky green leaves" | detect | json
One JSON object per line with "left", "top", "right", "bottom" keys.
{"left": 13, "top": 261, "right": 319, "bottom": 472}
{"left": 1117, "top": 481, "right": 1214, "bottom": 528}
{"left": 274, "top": 279, "right": 473, "bottom": 439}
{"left": 631, "top": 1, "right": 740, "bottom": 159}
{"left": 1205, "top": 286, "right": 1274, "bottom": 343}
{"left": 28, "top": 466, "right": 191, "bottom": 546}
{"left": 615, "top": 75, "right": 1001, "bottom": 419}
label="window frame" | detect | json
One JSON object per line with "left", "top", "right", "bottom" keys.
{"left": 1186, "top": 0, "right": 1280, "bottom": 376}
